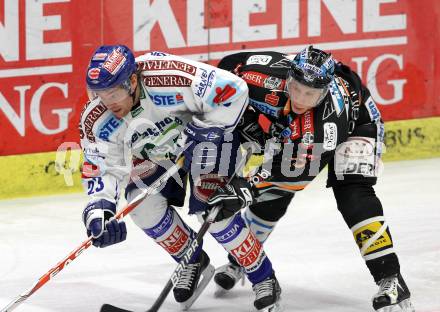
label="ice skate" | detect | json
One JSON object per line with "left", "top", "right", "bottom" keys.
{"left": 252, "top": 272, "right": 282, "bottom": 312}
{"left": 173, "top": 250, "right": 215, "bottom": 310}
{"left": 213, "top": 258, "right": 245, "bottom": 296}
{"left": 372, "top": 273, "right": 415, "bottom": 312}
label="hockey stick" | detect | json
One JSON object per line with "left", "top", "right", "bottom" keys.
{"left": 0, "top": 157, "right": 185, "bottom": 312}
{"left": 100, "top": 147, "right": 254, "bottom": 312}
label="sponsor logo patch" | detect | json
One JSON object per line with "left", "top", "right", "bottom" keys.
{"left": 365, "top": 96, "right": 381, "bottom": 122}
{"left": 249, "top": 98, "right": 281, "bottom": 117}
{"left": 300, "top": 110, "right": 315, "bottom": 148}
{"left": 289, "top": 118, "right": 301, "bottom": 141}
{"left": 264, "top": 92, "right": 279, "bottom": 106}
{"left": 98, "top": 115, "right": 122, "bottom": 141}
{"left": 143, "top": 75, "right": 192, "bottom": 87}
{"left": 83, "top": 103, "right": 107, "bottom": 143}
{"left": 263, "top": 76, "right": 283, "bottom": 89}
{"left": 246, "top": 55, "right": 272, "bottom": 65}
{"left": 92, "top": 53, "right": 108, "bottom": 61}
{"left": 353, "top": 221, "right": 392, "bottom": 255}
{"left": 195, "top": 68, "right": 216, "bottom": 97}
{"left": 103, "top": 49, "right": 126, "bottom": 74}
{"left": 87, "top": 68, "right": 101, "bottom": 80}
{"left": 335, "top": 137, "right": 377, "bottom": 177}
{"left": 148, "top": 92, "right": 185, "bottom": 106}
{"left": 231, "top": 232, "right": 263, "bottom": 268}
{"left": 159, "top": 225, "right": 189, "bottom": 255}
{"left": 323, "top": 122, "right": 337, "bottom": 151}
{"left": 138, "top": 60, "right": 197, "bottom": 75}
{"left": 241, "top": 71, "right": 267, "bottom": 87}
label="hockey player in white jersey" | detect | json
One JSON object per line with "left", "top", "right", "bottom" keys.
{"left": 79, "top": 45, "right": 280, "bottom": 311}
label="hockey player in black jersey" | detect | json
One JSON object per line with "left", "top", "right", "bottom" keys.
{"left": 207, "top": 46, "right": 415, "bottom": 312}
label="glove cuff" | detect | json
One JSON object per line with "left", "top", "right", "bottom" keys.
{"left": 82, "top": 199, "right": 116, "bottom": 228}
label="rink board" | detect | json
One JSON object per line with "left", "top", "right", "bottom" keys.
{"left": 0, "top": 117, "right": 439, "bottom": 199}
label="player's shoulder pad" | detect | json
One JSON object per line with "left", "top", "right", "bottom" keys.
{"left": 217, "top": 52, "right": 251, "bottom": 71}
{"left": 334, "top": 62, "right": 363, "bottom": 91}
{"left": 79, "top": 97, "right": 115, "bottom": 143}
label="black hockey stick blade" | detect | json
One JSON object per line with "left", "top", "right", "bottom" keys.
{"left": 100, "top": 303, "right": 133, "bottom": 312}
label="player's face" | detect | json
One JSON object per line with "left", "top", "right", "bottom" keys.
{"left": 286, "top": 78, "right": 327, "bottom": 115}
{"left": 93, "top": 75, "right": 137, "bottom": 119}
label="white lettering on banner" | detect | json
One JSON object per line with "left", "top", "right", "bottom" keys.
{"left": 232, "top": 0, "right": 277, "bottom": 42}
{"left": 0, "top": 83, "right": 72, "bottom": 136}
{"left": 353, "top": 54, "right": 406, "bottom": 105}
{"left": 0, "top": 86, "right": 29, "bottom": 136}
{"left": 282, "top": 0, "right": 299, "bottom": 39}
{"left": 187, "top": 0, "right": 229, "bottom": 46}
{"left": 26, "top": 0, "right": 71, "bottom": 60}
{"left": 132, "top": 0, "right": 407, "bottom": 53}
{"left": 0, "top": 0, "right": 19, "bottom": 61}
{"left": 308, "top": 0, "right": 357, "bottom": 37}
{"left": 31, "top": 83, "right": 71, "bottom": 134}
{"left": 363, "top": 0, "right": 407, "bottom": 32}
{"left": 133, "top": 0, "right": 186, "bottom": 51}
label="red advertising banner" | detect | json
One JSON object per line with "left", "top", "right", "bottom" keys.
{"left": 1, "top": 0, "right": 439, "bottom": 156}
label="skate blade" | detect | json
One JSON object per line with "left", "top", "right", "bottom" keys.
{"left": 375, "top": 299, "right": 415, "bottom": 312}
{"left": 256, "top": 301, "right": 283, "bottom": 312}
{"left": 180, "top": 263, "right": 215, "bottom": 311}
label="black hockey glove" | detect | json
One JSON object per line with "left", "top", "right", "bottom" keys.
{"left": 207, "top": 177, "right": 255, "bottom": 221}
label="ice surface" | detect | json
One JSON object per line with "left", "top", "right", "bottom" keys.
{"left": 0, "top": 158, "right": 439, "bottom": 312}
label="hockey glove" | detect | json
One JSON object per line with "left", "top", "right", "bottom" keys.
{"left": 183, "top": 122, "right": 224, "bottom": 172}
{"left": 82, "top": 199, "right": 127, "bottom": 248}
{"left": 207, "top": 177, "right": 255, "bottom": 221}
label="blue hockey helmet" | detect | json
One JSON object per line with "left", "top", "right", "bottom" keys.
{"left": 86, "top": 45, "right": 136, "bottom": 91}
{"left": 288, "top": 45, "right": 335, "bottom": 89}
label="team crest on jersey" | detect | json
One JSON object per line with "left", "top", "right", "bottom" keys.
{"left": 263, "top": 76, "right": 283, "bottom": 90}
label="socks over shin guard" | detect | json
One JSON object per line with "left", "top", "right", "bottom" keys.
{"left": 209, "top": 213, "right": 273, "bottom": 284}
{"left": 143, "top": 206, "right": 202, "bottom": 262}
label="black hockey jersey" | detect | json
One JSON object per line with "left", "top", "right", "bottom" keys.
{"left": 218, "top": 51, "right": 384, "bottom": 199}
